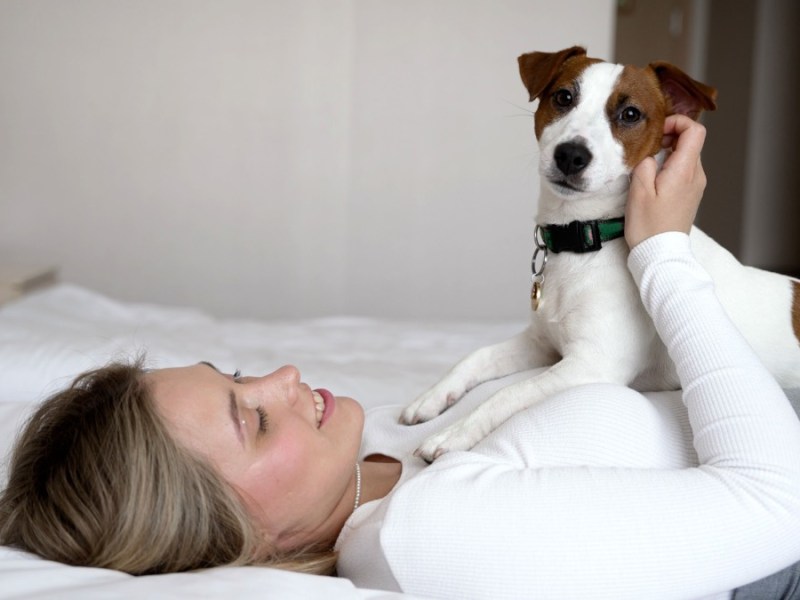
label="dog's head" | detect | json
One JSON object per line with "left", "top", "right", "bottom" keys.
{"left": 518, "top": 46, "right": 717, "bottom": 200}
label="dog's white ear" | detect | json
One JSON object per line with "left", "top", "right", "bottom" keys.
{"left": 649, "top": 62, "right": 717, "bottom": 120}
{"left": 518, "top": 46, "right": 586, "bottom": 102}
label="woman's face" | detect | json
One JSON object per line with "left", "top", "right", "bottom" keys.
{"left": 146, "top": 363, "right": 364, "bottom": 551}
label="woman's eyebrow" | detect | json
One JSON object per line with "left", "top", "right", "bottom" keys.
{"left": 199, "top": 361, "right": 221, "bottom": 373}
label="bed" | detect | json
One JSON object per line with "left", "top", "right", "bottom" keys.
{"left": 0, "top": 282, "right": 522, "bottom": 599}
{"left": 4, "top": 283, "right": 799, "bottom": 599}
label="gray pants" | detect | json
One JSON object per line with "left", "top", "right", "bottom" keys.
{"left": 732, "top": 560, "right": 800, "bottom": 599}
{"left": 731, "top": 389, "right": 800, "bottom": 599}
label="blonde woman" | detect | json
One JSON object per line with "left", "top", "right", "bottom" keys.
{"left": 2, "top": 117, "right": 800, "bottom": 599}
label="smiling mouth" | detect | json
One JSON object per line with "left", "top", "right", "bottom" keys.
{"left": 313, "top": 388, "right": 335, "bottom": 428}
{"left": 313, "top": 391, "right": 325, "bottom": 427}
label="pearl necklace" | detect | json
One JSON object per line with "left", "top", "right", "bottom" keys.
{"left": 353, "top": 462, "right": 362, "bottom": 511}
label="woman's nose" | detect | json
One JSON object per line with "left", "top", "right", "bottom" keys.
{"left": 241, "top": 365, "right": 300, "bottom": 408}
{"left": 271, "top": 365, "right": 301, "bottom": 389}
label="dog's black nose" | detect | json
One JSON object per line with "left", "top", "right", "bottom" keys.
{"left": 554, "top": 142, "right": 592, "bottom": 176}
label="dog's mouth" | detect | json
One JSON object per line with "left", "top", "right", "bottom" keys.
{"left": 553, "top": 179, "right": 580, "bottom": 191}
{"left": 548, "top": 177, "right": 585, "bottom": 194}
{"left": 546, "top": 172, "right": 632, "bottom": 198}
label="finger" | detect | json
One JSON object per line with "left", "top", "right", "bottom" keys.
{"left": 663, "top": 115, "right": 706, "bottom": 150}
{"left": 661, "top": 120, "right": 706, "bottom": 176}
{"left": 694, "top": 157, "right": 707, "bottom": 189}
{"left": 659, "top": 116, "right": 697, "bottom": 156}
{"left": 662, "top": 114, "right": 697, "bottom": 137}
{"left": 673, "top": 121, "right": 706, "bottom": 156}
{"left": 629, "top": 156, "right": 657, "bottom": 197}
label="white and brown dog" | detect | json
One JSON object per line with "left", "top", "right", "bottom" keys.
{"left": 401, "top": 46, "right": 800, "bottom": 461}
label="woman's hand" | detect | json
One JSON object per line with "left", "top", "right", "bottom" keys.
{"left": 624, "top": 115, "right": 707, "bottom": 249}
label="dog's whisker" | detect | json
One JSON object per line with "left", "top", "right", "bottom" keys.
{"left": 502, "top": 99, "right": 535, "bottom": 115}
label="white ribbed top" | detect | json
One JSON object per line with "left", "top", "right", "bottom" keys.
{"left": 336, "top": 232, "right": 800, "bottom": 599}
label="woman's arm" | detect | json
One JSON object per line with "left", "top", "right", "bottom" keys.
{"left": 376, "top": 118, "right": 800, "bottom": 599}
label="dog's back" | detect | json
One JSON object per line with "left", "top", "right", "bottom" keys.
{"left": 692, "top": 227, "right": 800, "bottom": 387}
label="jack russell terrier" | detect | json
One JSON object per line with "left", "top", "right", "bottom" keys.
{"left": 401, "top": 46, "right": 800, "bottom": 462}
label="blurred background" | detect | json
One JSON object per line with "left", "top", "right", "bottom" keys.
{"left": 1, "top": 0, "right": 797, "bottom": 320}
{"left": 616, "top": 0, "right": 800, "bottom": 280}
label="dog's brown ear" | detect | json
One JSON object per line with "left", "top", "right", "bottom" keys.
{"left": 649, "top": 62, "right": 717, "bottom": 120}
{"left": 518, "top": 46, "right": 587, "bottom": 102}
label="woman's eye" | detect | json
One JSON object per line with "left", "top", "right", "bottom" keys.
{"left": 256, "top": 406, "right": 268, "bottom": 434}
{"left": 620, "top": 106, "right": 642, "bottom": 123}
{"left": 553, "top": 89, "right": 573, "bottom": 108}
{"left": 232, "top": 369, "right": 242, "bottom": 382}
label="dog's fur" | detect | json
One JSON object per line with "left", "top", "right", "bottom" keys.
{"left": 401, "top": 46, "right": 800, "bottom": 462}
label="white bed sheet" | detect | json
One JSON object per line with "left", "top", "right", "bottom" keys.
{"left": 0, "top": 283, "right": 521, "bottom": 599}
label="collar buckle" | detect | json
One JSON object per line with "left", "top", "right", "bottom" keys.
{"left": 540, "top": 218, "right": 625, "bottom": 254}
{"left": 576, "top": 220, "right": 602, "bottom": 252}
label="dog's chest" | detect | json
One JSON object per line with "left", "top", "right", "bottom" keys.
{"left": 528, "top": 242, "right": 640, "bottom": 345}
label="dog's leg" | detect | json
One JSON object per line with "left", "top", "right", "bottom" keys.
{"left": 400, "top": 327, "right": 556, "bottom": 425}
{"left": 414, "top": 355, "right": 629, "bottom": 461}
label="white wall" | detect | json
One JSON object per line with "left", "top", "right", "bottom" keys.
{"left": 0, "top": 0, "right": 615, "bottom": 319}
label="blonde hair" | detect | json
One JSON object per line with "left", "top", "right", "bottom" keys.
{"left": 0, "top": 359, "right": 337, "bottom": 576}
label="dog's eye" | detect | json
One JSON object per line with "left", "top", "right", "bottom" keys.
{"left": 620, "top": 107, "right": 642, "bottom": 123}
{"left": 553, "top": 89, "right": 573, "bottom": 108}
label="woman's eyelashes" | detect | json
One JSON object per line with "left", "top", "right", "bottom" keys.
{"left": 229, "top": 369, "right": 267, "bottom": 433}
{"left": 255, "top": 406, "right": 268, "bottom": 434}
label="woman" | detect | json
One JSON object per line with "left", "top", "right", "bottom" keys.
{"left": 2, "top": 116, "right": 799, "bottom": 599}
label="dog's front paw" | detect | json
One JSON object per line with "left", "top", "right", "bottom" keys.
{"left": 399, "top": 385, "right": 462, "bottom": 425}
{"left": 413, "top": 418, "right": 485, "bottom": 463}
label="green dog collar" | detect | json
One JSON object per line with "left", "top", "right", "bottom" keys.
{"left": 539, "top": 218, "right": 625, "bottom": 253}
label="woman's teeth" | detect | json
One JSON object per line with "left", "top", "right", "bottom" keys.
{"left": 313, "top": 391, "right": 324, "bottom": 426}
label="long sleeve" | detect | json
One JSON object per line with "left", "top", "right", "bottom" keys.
{"left": 355, "top": 233, "right": 800, "bottom": 600}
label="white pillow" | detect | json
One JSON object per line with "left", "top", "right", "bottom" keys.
{"left": 0, "top": 545, "right": 368, "bottom": 599}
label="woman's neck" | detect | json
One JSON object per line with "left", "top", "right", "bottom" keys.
{"left": 360, "top": 455, "right": 402, "bottom": 505}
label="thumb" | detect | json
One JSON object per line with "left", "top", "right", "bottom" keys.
{"left": 629, "top": 156, "right": 658, "bottom": 201}
{"left": 625, "top": 156, "right": 659, "bottom": 249}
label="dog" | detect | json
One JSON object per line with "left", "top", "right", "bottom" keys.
{"left": 401, "top": 46, "right": 800, "bottom": 462}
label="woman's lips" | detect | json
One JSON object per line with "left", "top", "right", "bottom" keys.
{"left": 315, "top": 388, "right": 335, "bottom": 427}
